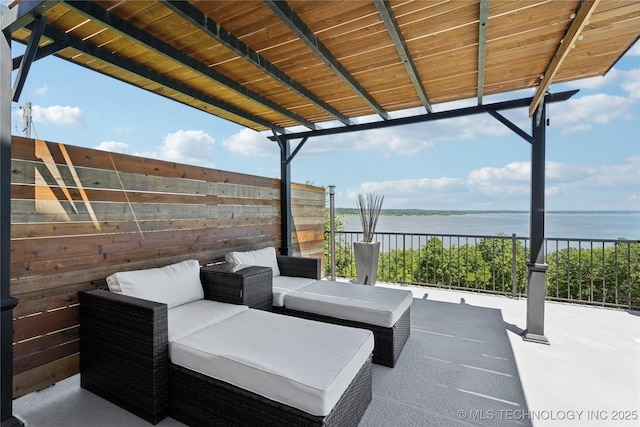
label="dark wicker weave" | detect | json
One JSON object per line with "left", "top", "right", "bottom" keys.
{"left": 80, "top": 263, "right": 372, "bottom": 426}
{"left": 169, "top": 355, "right": 372, "bottom": 427}
{"left": 200, "top": 264, "right": 273, "bottom": 311}
{"left": 79, "top": 288, "right": 169, "bottom": 424}
{"left": 277, "top": 255, "right": 321, "bottom": 279}
{"left": 282, "top": 306, "right": 411, "bottom": 368}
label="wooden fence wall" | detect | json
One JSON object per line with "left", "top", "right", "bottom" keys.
{"left": 9, "top": 136, "right": 325, "bottom": 398}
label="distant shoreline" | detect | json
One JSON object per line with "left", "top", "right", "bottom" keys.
{"left": 335, "top": 208, "right": 640, "bottom": 216}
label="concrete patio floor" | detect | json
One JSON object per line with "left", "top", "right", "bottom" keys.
{"left": 13, "top": 284, "right": 640, "bottom": 426}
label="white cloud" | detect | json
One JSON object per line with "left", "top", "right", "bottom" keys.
{"left": 348, "top": 177, "right": 463, "bottom": 198}
{"left": 36, "top": 84, "right": 48, "bottom": 95}
{"left": 621, "top": 68, "right": 640, "bottom": 99}
{"left": 222, "top": 128, "right": 276, "bottom": 157}
{"left": 140, "top": 130, "right": 216, "bottom": 167}
{"left": 564, "top": 67, "right": 640, "bottom": 99}
{"left": 564, "top": 156, "right": 640, "bottom": 190}
{"left": 552, "top": 94, "right": 635, "bottom": 134}
{"left": 95, "top": 141, "right": 130, "bottom": 154}
{"left": 467, "top": 162, "right": 531, "bottom": 197}
{"left": 31, "top": 105, "right": 84, "bottom": 126}
{"left": 344, "top": 157, "right": 640, "bottom": 210}
{"left": 627, "top": 40, "right": 640, "bottom": 56}
{"left": 469, "top": 161, "right": 530, "bottom": 183}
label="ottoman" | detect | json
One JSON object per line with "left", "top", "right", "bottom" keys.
{"left": 281, "top": 280, "right": 413, "bottom": 367}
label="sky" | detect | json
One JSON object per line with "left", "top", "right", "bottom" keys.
{"left": 6, "top": 18, "right": 640, "bottom": 211}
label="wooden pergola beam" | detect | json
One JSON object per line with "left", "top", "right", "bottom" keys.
{"left": 163, "top": 1, "right": 351, "bottom": 126}
{"left": 264, "top": 0, "right": 389, "bottom": 120}
{"left": 477, "top": 0, "right": 489, "bottom": 105}
{"left": 66, "top": 1, "right": 316, "bottom": 130}
{"left": 374, "top": 0, "right": 432, "bottom": 112}
{"left": 529, "top": 0, "right": 600, "bottom": 116}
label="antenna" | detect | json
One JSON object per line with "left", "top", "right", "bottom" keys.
{"left": 22, "top": 101, "right": 31, "bottom": 138}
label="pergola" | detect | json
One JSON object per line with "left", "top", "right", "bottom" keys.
{"left": 2, "top": 1, "right": 639, "bottom": 425}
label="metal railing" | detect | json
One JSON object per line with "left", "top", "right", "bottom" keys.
{"left": 326, "top": 231, "right": 640, "bottom": 309}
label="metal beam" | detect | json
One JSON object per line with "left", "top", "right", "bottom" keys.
{"left": 529, "top": 0, "right": 600, "bottom": 116}
{"left": 264, "top": 0, "right": 389, "bottom": 120}
{"left": 66, "top": 1, "right": 315, "bottom": 130}
{"left": 272, "top": 132, "right": 293, "bottom": 256}
{"left": 1, "top": 8, "right": 23, "bottom": 425}
{"left": 374, "top": 0, "right": 432, "bottom": 112}
{"left": 269, "top": 90, "right": 578, "bottom": 142}
{"left": 1, "top": 0, "right": 58, "bottom": 33}
{"left": 13, "top": 36, "right": 68, "bottom": 70}
{"left": 522, "top": 100, "right": 550, "bottom": 344}
{"left": 36, "top": 24, "right": 283, "bottom": 133}
{"left": 488, "top": 110, "right": 533, "bottom": 143}
{"left": 12, "top": 14, "right": 46, "bottom": 101}
{"left": 164, "top": 1, "right": 350, "bottom": 126}
{"left": 285, "top": 137, "right": 309, "bottom": 166}
{"left": 477, "top": 0, "right": 489, "bottom": 105}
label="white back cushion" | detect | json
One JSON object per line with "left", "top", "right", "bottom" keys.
{"left": 225, "top": 247, "right": 280, "bottom": 277}
{"left": 106, "top": 259, "right": 204, "bottom": 308}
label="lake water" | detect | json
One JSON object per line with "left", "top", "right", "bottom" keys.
{"left": 339, "top": 211, "right": 640, "bottom": 240}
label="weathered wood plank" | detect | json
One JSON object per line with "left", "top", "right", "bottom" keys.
{"left": 14, "top": 338, "right": 79, "bottom": 375}
{"left": 13, "top": 327, "right": 78, "bottom": 362}
{"left": 11, "top": 223, "right": 279, "bottom": 264}
{"left": 11, "top": 199, "right": 281, "bottom": 223}
{"left": 13, "top": 305, "right": 79, "bottom": 342}
{"left": 10, "top": 136, "right": 325, "bottom": 399}
{"left": 11, "top": 233, "right": 281, "bottom": 294}
{"left": 13, "top": 355, "right": 79, "bottom": 399}
{"left": 11, "top": 216, "right": 279, "bottom": 239}
{"left": 13, "top": 283, "right": 93, "bottom": 318}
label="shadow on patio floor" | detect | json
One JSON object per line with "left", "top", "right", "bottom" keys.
{"left": 359, "top": 296, "right": 531, "bottom": 426}
{"left": 13, "top": 293, "right": 546, "bottom": 426}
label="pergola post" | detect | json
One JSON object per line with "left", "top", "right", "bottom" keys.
{"left": 522, "top": 99, "right": 550, "bottom": 344}
{"left": 1, "top": 15, "right": 23, "bottom": 427}
{"left": 277, "top": 137, "right": 293, "bottom": 256}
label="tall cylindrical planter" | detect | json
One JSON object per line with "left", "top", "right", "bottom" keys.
{"left": 354, "top": 241, "right": 380, "bottom": 285}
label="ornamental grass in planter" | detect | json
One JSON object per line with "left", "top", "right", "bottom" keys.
{"left": 354, "top": 193, "right": 384, "bottom": 285}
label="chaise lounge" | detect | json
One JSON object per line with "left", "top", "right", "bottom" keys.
{"left": 222, "top": 248, "right": 413, "bottom": 368}
{"left": 80, "top": 259, "right": 374, "bottom": 426}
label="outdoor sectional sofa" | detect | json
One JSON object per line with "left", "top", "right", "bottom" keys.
{"left": 79, "top": 259, "right": 374, "bottom": 426}
{"left": 224, "top": 248, "right": 413, "bottom": 368}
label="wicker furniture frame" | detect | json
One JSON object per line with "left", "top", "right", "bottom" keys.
{"left": 281, "top": 306, "right": 410, "bottom": 368}
{"left": 200, "top": 264, "right": 273, "bottom": 311}
{"left": 276, "top": 255, "right": 322, "bottom": 280}
{"left": 80, "top": 270, "right": 371, "bottom": 426}
{"left": 79, "top": 288, "right": 169, "bottom": 424}
{"left": 170, "top": 355, "right": 372, "bottom": 427}
{"left": 270, "top": 255, "right": 410, "bottom": 367}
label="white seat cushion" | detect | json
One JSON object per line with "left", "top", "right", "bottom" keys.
{"left": 106, "top": 259, "right": 204, "bottom": 309}
{"left": 284, "top": 280, "right": 413, "bottom": 328}
{"left": 170, "top": 309, "right": 373, "bottom": 416}
{"left": 225, "top": 247, "right": 281, "bottom": 277}
{"left": 168, "top": 300, "right": 248, "bottom": 342}
{"left": 272, "top": 276, "right": 318, "bottom": 307}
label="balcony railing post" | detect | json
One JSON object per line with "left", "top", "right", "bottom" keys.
{"left": 523, "top": 100, "right": 550, "bottom": 345}
{"left": 512, "top": 233, "right": 517, "bottom": 298}
{"left": 328, "top": 230, "right": 637, "bottom": 309}
{"left": 328, "top": 185, "right": 336, "bottom": 281}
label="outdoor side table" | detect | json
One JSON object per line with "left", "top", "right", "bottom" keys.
{"left": 200, "top": 264, "right": 273, "bottom": 311}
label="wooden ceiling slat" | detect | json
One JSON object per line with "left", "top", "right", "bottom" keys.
{"left": 487, "top": 2, "right": 578, "bottom": 42}
{"left": 6, "top": 0, "right": 638, "bottom": 132}
{"left": 530, "top": 0, "right": 601, "bottom": 115}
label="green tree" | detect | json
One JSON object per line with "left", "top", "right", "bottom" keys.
{"left": 546, "top": 241, "right": 640, "bottom": 307}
